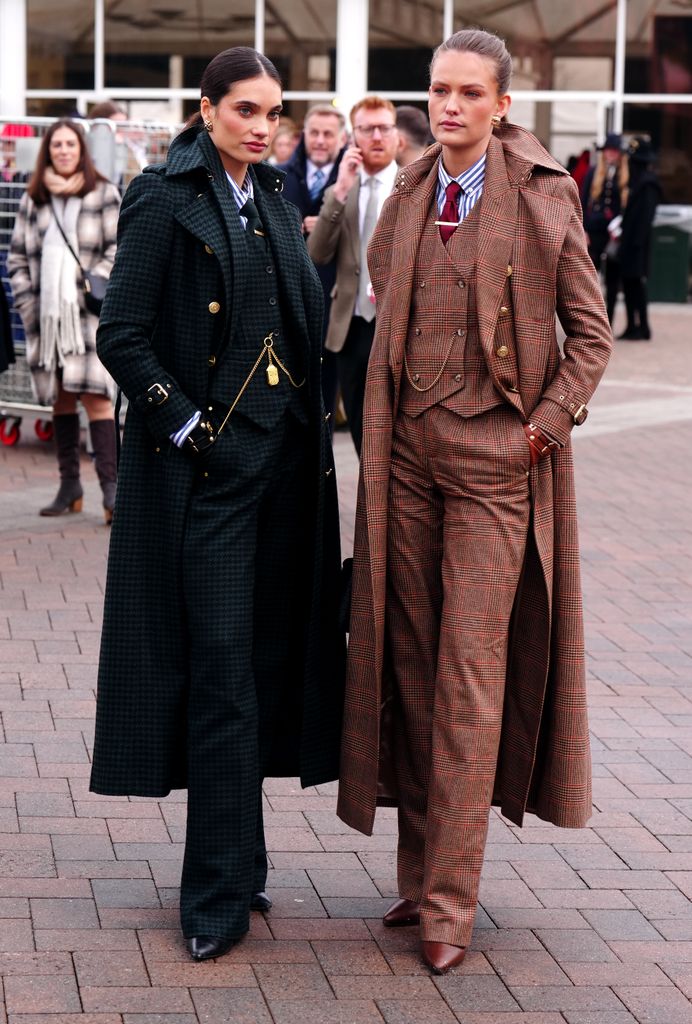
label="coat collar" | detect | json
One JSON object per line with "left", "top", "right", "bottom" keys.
{"left": 394, "top": 122, "right": 568, "bottom": 196}
{"left": 164, "top": 124, "right": 286, "bottom": 197}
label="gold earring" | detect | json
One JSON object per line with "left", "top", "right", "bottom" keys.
{"left": 203, "top": 119, "right": 213, "bottom": 133}
{"left": 491, "top": 114, "right": 501, "bottom": 126}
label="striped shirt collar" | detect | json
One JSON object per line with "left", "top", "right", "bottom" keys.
{"left": 225, "top": 170, "right": 254, "bottom": 211}
{"left": 437, "top": 151, "right": 486, "bottom": 213}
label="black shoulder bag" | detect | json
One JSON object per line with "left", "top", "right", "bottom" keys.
{"left": 51, "top": 210, "right": 108, "bottom": 316}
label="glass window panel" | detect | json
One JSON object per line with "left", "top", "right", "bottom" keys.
{"left": 27, "top": 0, "right": 94, "bottom": 95}
{"left": 623, "top": 104, "right": 692, "bottom": 205}
{"left": 368, "top": 0, "right": 445, "bottom": 92}
{"left": 453, "top": 1, "right": 616, "bottom": 92}
{"left": 105, "top": 0, "right": 256, "bottom": 119}
{"left": 626, "top": 1, "right": 692, "bottom": 95}
{"left": 264, "top": 0, "right": 337, "bottom": 124}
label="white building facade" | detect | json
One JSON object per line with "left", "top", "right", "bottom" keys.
{"left": 1, "top": 0, "right": 691, "bottom": 201}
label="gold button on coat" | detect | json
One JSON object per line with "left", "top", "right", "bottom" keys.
{"left": 506, "top": 264, "right": 513, "bottom": 276}
{"left": 208, "top": 301, "right": 220, "bottom": 314}
{"left": 207, "top": 355, "right": 216, "bottom": 366}
{"left": 496, "top": 345, "right": 509, "bottom": 357}
{"left": 204, "top": 244, "right": 214, "bottom": 255}
{"left": 500, "top": 306, "right": 509, "bottom": 314}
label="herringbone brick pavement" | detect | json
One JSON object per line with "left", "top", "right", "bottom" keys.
{"left": 0, "top": 304, "right": 691, "bottom": 1023}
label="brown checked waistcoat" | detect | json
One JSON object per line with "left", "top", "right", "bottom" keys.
{"left": 399, "top": 194, "right": 510, "bottom": 418}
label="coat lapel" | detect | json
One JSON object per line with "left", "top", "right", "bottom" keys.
{"left": 474, "top": 136, "right": 520, "bottom": 370}
{"left": 385, "top": 159, "right": 439, "bottom": 384}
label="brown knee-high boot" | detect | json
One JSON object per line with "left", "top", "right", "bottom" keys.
{"left": 89, "top": 418, "right": 118, "bottom": 525}
{"left": 39, "top": 413, "right": 83, "bottom": 517}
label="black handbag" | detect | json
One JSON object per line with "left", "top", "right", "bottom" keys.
{"left": 51, "top": 209, "right": 108, "bottom": 316}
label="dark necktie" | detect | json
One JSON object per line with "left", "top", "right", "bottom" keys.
{"left": 439, "top": 180, "right": 462, "bottom": 244}
{"left": 238, "top": 197, "right": 264, "bottom": 239}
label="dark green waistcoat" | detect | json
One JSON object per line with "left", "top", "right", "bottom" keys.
{"left": 208, "top": 225, "right": 308, "bottom": 430}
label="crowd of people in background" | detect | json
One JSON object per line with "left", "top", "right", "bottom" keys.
{"left": 575, "top": 131, "right": 661, "bottom": 341}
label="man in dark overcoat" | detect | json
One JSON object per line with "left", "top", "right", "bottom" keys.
{"left": 89, "top": 122, "right": 346, "bottom": 951}
{"left": 278, "top": 104, "right": 346, "bottom": 424}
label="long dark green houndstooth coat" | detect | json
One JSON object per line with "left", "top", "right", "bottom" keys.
{"left": 90, "top": 126, "right": 345, "bottom": 797}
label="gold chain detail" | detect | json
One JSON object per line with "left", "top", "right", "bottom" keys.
{"left": 214, "top": 332, "right": 304, "bottom": 437}
{"left": 403, "top": 333, "right": 459, "bottom": 393}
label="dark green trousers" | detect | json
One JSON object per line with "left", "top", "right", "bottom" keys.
{"left": 180, "top": 410, "right": 311, "bottom": 939}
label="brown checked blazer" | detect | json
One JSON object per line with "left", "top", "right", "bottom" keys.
{"left": 337, "top": 124, "right": 613, "bottom": 837}
{"left": 307, "top": 180, "right": 360, "bottom": 354}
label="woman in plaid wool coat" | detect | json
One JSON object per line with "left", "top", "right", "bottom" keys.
{"left": 8, "top": 119, "right": 121, "bottom": 522}
{"left": 337, "top": 29, "right": 612, "bottom": 974}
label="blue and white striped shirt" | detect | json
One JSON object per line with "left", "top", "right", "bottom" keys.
{"left": 436, "top": 152, "right": 486, "bottom": 225}
{"left": 225, "top": 170, "right": 254, "bottom": 229}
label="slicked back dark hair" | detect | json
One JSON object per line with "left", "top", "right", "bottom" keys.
{"left": 186, "top": 46, "right": 282, "bottom": 130}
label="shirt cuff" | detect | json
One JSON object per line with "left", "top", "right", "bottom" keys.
{"left": 171, "top": 410, "right": 201, "bottom": 447}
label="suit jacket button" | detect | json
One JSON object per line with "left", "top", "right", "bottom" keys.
{"left": 208, "top": 301, "right": 221, "bottom": 314}
{"left": 506, "top": 264, "right": 513, "bottom": 276}
{"left": 496, "top": 345, "right": 509, "bottom": 357}
{"left": 500, "top": 305, "right": 509, "bottom": 314}
{"left": 208, "top": 355, "right": 216, "bottom": 366}
{"left": 412, "top": 373, "right": 420, "bottom": 383}
{"left": 269, "top": 297, "right": 277, "bottom": 305}
{"left": 415, "top": 328, "right": 421, "bottom": 336}
{"left": 204, "top": 244, "right": 214, "bottom": 255}
{"left": 454, "top": 373, "right": 462, "bottom": 382}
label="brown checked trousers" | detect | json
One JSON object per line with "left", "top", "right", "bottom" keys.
{"left": 388, "top": 404, "right": 530, "bottom": 947}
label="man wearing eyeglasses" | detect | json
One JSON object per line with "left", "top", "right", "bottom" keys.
{"left": 309, "top": 96, "right": 400, "bottom": 455}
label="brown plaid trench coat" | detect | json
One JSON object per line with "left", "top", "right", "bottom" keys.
{"left": 337, "top": 124, "right": 612, "bottom": 836}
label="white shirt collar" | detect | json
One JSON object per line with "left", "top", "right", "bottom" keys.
{"left": 360, "top": 160, "right": 398, "bottom": 190}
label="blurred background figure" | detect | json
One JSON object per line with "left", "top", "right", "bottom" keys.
{"left": 279, "top": 104, "right": 347, "bottom": 427}
{"left": 89, "top": 100, "right": 148, "bottom": 191}
{"left": 308, "top": 96, "right": 400, "bottom": 456}
{"left": 617, "top": 137, "right": 662, "bottom": 341}
{"left": 267, "top": 118, "right": 299, "bottom": 164}
{"left": 567, "top": 148, "right": 591, "bottom": 194}
{"left": 8, "top": 118, "right": 121, "bottom": 522}
{"left": 581, "top": 133, "right": 628, "bottom": 324}
{"left": 395, "top": 105, "right": 432, "bottom": 166}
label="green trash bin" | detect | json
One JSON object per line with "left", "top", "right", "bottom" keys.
{"left": 648, "top": 225, "right": 690, "bottom": 303}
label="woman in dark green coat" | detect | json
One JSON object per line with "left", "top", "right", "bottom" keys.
{"left": 90, "top": 47, "right": 346, "bottom": 961}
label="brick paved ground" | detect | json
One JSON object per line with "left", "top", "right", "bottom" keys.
{"left": 1, "top": 302, "right": 691, "bottom": 1023}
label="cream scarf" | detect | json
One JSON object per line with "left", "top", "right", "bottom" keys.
{"left": 39, "top": 169, "right": 86, "bottom": 371}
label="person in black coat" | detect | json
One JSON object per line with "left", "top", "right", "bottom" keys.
{"left": 581, "top": 133, "right": 628, "bottom": 324}
{"left": 617, "top": 137, "right": 662, "bottom": 341}
{"left": 278, "top": 105, "right": 346, "bottom": 426}
{"left": 89, "top": 47, "right": 346, "bottom": 962}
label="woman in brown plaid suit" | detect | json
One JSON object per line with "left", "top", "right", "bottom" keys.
{"left": 9, "top": 119, "right": 121, "bottom": 522}
{"left": 337, "top": 29, "right": 612, "bottom": 975}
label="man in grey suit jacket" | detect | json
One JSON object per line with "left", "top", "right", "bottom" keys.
{"left": 308, "top": 96, "right": 400, "bottom": 455}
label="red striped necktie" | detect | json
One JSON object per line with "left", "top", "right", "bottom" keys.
{"left": 439, "top": 180, "right": 462, "bottom": 244}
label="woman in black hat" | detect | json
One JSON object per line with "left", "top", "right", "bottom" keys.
{"left": 617, "top": 137, "right": 662, "bottom": 341}
{"left": 581, "top": 132, "right": 628, "bottom": 324}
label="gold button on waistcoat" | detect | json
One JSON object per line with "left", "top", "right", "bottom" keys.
{"left": 208, "top": 301, "right": 221, "bottom": 314}
{"left": 496, "top": 345, "right": 509, "bottom": 357}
